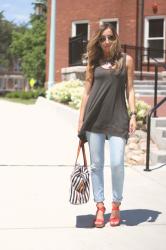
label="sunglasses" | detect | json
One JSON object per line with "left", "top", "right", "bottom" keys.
{"left": 99, "top": 35, "right": 115, "bottom": 42}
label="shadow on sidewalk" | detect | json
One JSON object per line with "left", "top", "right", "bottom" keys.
{"left": 76, "top": 209, "right": 161, "bottom": 228}
{"left": 76, "top": 214, "right": 94, "bottom": 228}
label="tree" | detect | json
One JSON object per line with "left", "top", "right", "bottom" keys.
{"left": 0, "top": 11, "right": 16, "bottom": 70}
{"left": 10, "top": 14, "right": 46, "bottom": 85}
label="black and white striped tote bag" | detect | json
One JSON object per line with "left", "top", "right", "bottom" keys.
{"left": 69, "top": 141, "right": 90, "bottom": 205}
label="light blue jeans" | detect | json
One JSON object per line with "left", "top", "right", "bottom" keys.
{"left": 86, "top": 131, "right": 126, "bottom": 203}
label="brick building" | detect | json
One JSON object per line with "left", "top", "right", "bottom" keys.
{"left": 46, "top": 0, "right": 166, "bottom": 83}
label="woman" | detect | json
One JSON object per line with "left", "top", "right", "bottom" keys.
{"left": 78, "top": 23, "right": 136, "bottom": 228}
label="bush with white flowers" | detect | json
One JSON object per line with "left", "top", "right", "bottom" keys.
{"left": 49, "top": 79, "right": 84, "bottom": 106}
{"left": 69, "top": 86, "right": 84, "bottom": 109}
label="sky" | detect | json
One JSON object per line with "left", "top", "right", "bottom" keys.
{"left": 0, "top": 0, "right": 34, "bottom": 24}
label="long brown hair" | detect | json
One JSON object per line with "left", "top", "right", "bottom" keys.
{"left": 85, "top": 23, "right": 123, "bottom": 81}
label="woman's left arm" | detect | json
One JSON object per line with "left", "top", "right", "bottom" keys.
{"left": 126, "top": 55, "right": 137, "bottom": 135}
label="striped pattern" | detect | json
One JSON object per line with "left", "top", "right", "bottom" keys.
{"left": 69, "top": 163, "right": 90, "bottom": 205}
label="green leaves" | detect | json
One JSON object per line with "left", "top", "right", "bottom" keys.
{"left": 135, "top": 100, "right": 151, "bottom": 121}
{"left": 10, "top": 15, "right": 46, "bottom": 84}
{"left": 0, "top": 11, "right": 16, "bottom": 68}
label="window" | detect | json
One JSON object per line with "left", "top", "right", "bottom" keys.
{"left": 70, "top": 21, "right": 89, "bottom": 66}
{"left": 144, "top": 17, "right": 165, "bottom": 60}
{"left": 100, "top": 19, "right": 119, "bottom": 34}
{"left": 76, "top": 23, "right": 88, "bottom": 39}
{"left": 71, "top": 21, "right": 89, "bottom": 40}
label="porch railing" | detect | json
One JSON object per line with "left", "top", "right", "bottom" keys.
{"left": 145, "top": 96, "right": 166, "bottom": 171}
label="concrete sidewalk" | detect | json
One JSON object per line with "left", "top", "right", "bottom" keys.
{"left": 0, "top": 97, "right": 166, "bottom": 250}
{"left": 0, "top": 97, "right": 79, "bottom": 166}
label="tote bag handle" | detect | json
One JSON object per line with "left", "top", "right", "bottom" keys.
{"left": 75, "top": 140, "right": 87, "bottom": 167}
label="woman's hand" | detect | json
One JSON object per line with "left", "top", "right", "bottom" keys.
{"left": 129, "top": 116, "right": 137, "bottom": 135}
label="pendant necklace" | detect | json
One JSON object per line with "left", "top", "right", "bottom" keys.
{"left": 102, "top": 58, "right": 113, "bottom": 69}
{"left": 105, "top": 60, "right": 112, "bottom": 69}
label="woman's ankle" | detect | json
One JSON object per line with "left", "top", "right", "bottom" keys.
{"left": 112, "top": 201, "right": 121, "bottom": 208}
{"left": 96, "top": 202, "right": 104, "bottom": 208}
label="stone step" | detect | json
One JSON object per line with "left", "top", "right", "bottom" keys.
{"left": 134, "top": 80, "right": 166, "bottom": 96}
{"left": 134, "top": 84, "right": 166, "bottom": 89}
{"left": 156, "top": 127, "right": 166, "bottom": 136}
{"left": 153, "top": 128, "right": 166, "bottom": 149}
{"left": 151, "top": 118, "right": 166, "bottom": 152}
{"left": 160, "top": 138, "right": 166, "bottom": 148}
{"left": 135, "top": 90, "right": 166, "bottom": 96}
{"left": 150, "top": 148, "right": 166, "bottom": 165}
{"left": 151, "top": 117, "right": 166, "bottom": 127}
{"left": 134, "top": 71, "right": 166, "bottom": 80}
{"left": 163, "top": 130, "right": 166, "bottom": 137}
{"left": 134, "top": 80, "right": 166, "bottom": 85}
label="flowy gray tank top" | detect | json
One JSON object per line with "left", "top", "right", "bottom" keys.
{"left": 78, "top": 53, "right": 129, "bottom": 142}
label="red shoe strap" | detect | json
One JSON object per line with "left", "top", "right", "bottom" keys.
{"left": 112, "top": 206, "right": 119, "bottom": 211}
{"left": 112, "top": 203, "right": 120, "bottom": 211}
{"left": 96, "top": 206, "right": 106, "bottom": 213}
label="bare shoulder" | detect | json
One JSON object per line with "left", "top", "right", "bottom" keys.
{"left": 126, "top": 54, "right": 133, "bottom": 67}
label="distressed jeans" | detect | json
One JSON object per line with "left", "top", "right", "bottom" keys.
{"left": 86, "top": 131, "right": 126, "bottom": 203}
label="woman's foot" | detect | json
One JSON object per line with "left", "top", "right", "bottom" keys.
{"left": 110, "top": 202, "right": 121, "bottom": 226}
{"left": 94, "top": 203, "right": 106, "bottom": 228}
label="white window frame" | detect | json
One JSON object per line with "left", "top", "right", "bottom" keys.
{"left": 71, "top": 20, "right": 90, "bottom": 40}
{"left": 144, "top": 16, "right": 166, "bottom": 62}
{"left": 99, "top": 18, "right": 119, "bottom": 34}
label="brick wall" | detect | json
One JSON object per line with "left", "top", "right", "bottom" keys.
{"left": 46, "top": 0, "right": 166, "bottom": 82}
{"left": 144, "top": 0, "right": 166, "bottom": 16}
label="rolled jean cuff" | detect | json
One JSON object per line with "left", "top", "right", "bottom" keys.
{"left": 94, "top": 199, "right": 105, "bottom": 203}
{"left": 112, "top": 198, "right": 122, "bottom": 203}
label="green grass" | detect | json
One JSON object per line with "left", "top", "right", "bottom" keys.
{"left": 0, "top": 97, "right": 37, "bottom": 105}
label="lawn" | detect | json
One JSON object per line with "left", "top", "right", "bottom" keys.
{"left": 0, "top": 97, "right": 37, "bottom": 105}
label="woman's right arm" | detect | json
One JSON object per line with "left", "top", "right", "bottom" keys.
{"left": 78, "top": 65, "right": 93, "bottom": 133}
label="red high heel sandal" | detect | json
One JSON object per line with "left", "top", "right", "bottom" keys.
{"left": 94, "top": 205, "right": 106, "bottom": 228}
{"left": 110, "top": 203, "right": 121, "bottom": 227}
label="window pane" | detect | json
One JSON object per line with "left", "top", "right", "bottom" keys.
{"left": 149, "top": 19, "right": 163, "bottom": 37}
{"left": 103, "top": 21, "right": 117, "bottom": 31}
{"left": 76, "top": 24, "right": 88, "bottom": 39}
{"left": 148, "top": 39, "right": 164, "bottom": 58}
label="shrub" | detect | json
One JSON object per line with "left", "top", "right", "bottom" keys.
{"left": 33, "top": 88, "right": 46, "bottom": 98}
{"left": 6, "top": 91, "right": 20, "bottom": 98}
{"left": 19, "top": 91, "right": 33, "bottom": 99}
{"left": 49, "top": 79, "right": 84, "bottom": 105}
{"left": 135, "top": 100, "right": 151, "bottom": 121}
{"left": 69, "top": 86, "right": 84, "bottom": 109}
{"left": 4, "top": 88, "right": 46, "bottom": 100}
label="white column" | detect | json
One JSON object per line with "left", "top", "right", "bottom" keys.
{"left": 47, "top": 0, "right": 56, "bottom": 89}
